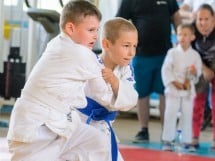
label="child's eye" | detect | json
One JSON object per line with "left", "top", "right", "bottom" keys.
{"left": 123, "top": 44, "right": 129, "bottom": 48}
{"left": 89, "top": 29, "right": 95, "bottom": 32}
{"left": 88, "top": 28, "right": 99, "bottom": 33}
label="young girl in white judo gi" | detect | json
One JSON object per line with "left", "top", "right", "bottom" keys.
{"left": 78, "top": 17, "right": 138, "bottom": 161}
{"left": 7, "top": 1, "right": 116, "bottom": 161}
{"left": 161, "top": 23, "right": 202, "bottom": 151}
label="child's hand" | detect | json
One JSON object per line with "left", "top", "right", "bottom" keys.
{"left": 102, "top": 68, "right": 119, "bottom": 95}
{"left": 172, "top": 81, "right": 184, "bottom": 90}
{"left": 188, "top": 64, "right": 197, "bottom": 76}
{"left": 102, "top": 68, "right": 117, "bottom": 85}
{"left": 183, "top": 79, "right": 191, "bottom": 90}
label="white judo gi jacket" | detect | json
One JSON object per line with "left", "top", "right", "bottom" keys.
{"left": 80, "top": 57, "right": 138, "bottom": 132}
{"left": 162, "top": 45, "right": 202, "bottom": 98}
{"left": 85, "top": 56, "right": 138, "bottom": 111}
{"left": 7, "top": 33, "right": 115, "bottom": 142}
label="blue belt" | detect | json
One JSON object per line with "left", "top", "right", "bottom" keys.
{"left": 78, "top": 97, "right": 118, "bottom": 161}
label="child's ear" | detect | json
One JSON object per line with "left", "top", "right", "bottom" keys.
{"left": 102, "top": 38, "right": 110, "bottom": 49}
{"left": 65, "top": 22, "right": 74, "bottom": 36}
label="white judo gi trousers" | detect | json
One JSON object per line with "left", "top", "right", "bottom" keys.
{"left": 8, "top": 123, "right": 110, "bottom": 161}
{"left": 162, "top": 95, "right": 194, "bottom": 143}
{"left": 80, "top": 118, "right": 124, "bottom": 161}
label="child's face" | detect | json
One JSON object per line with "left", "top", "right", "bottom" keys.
{"left": 177, "top": 27, "right": 195, "bottom": 50}
{"left": 67, "top": 15, "right": 100, "bottom": 49}
{"left": 103, "top": 31, "right": 137, "bottom": 67}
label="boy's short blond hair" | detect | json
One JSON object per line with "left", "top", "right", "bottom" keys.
{"left": 60, "top": 0, "right": 102, "bottom": 30}
{"left": 102, "top": 17, "right": 137, "bottom": 44}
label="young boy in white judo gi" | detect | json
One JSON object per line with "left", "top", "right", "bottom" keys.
{"left": 161, "top": 23, "right": 202, "bottom": 151}
{"left": 78, "top": 17, "right": 138, "bottom": 161}
{"left": 7, "top": 1, "right": 116, "bottom": 161}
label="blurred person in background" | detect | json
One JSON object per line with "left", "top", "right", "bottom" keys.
{"left": 191, "top": 4, "right": 215, "bottom": 150}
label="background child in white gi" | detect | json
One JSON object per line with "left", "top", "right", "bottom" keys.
{"left": 78, "top": 17, "right": 138, "bottom": 161}
{"left": 161, "top": 23, "right": 202, "bottom": 151}
{"left": 7, "top": 1, "right": 115, "bottom": 161}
